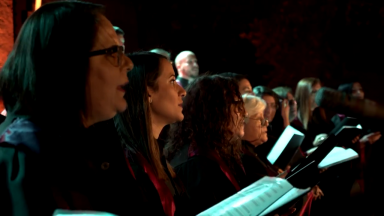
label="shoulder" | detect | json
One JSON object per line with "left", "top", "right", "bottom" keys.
{"left": 174, "top": 155, "right": 220, "bottom": 177}
{"left": 0, "top": 118, "right": 42, "bottom": 153}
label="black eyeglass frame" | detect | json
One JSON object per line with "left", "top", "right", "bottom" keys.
{"left": 89, "top": 45, "right": 125, "bottom": 66}
{"left": 246, "top": 117, "right": 269, "bottom": 127}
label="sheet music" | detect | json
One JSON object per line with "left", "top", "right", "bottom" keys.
{"left": 197, "top": 177, "right": 294, "bottom": 216}
{"left": 260, "top": 187, "right": 311, "bottom": 215}
{"left": 318, "top": 147, "right": 359, "bottom": 169}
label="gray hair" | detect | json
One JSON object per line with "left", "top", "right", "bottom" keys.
{"left": 242, "top": 94, "right": 266, "bottom": 124}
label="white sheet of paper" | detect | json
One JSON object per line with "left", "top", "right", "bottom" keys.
{"left": 198, "top": 177, "right": 295, "bottom": 216}
{"left": 260, "top": 187, "right": 310, "bottom": 215}
{"left": 318, "top": 147, "right": 359, "bottom": 169}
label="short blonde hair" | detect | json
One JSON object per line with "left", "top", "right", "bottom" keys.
{"left": 242, "top": 93, "right": 266, "bottom": 123}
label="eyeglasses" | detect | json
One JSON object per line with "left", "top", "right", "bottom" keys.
{"left": 266, "top": 103, "right": 279, "bottom": 110}
{"left": 89, "top": 45, "right": 125, "bottom": 67}
{"left": 246, "top": 117, "right": 269, "bottom": 127}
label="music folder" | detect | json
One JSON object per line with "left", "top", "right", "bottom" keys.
{"left": 267, "top": 125, "right": 305, "bottom": 169}
{"left": 286, "top": 117, "right": 362, "bottom": 188}
{"left": 197, "top": 176, "right": 310, "bottom": 216}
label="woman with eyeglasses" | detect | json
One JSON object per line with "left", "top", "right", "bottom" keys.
{"left": 114, "top": 51, "right": 189, "bottom": 216}
{"left": 0, "top": 2, "right": 153, "bottom": 215}
{"left": 252, "top": 86, "right": 288, "bottom": 159}
{"left": 165, "top": 75, "right": 247, "bottom": 216}
{"left": 241, "top": 94, "right": 283, "bottom": 180}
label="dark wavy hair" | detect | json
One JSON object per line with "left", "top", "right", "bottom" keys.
{"left": 165, "top": 75, "right": 245, "bottom": 167}
{"left": 220, "top": 72, "right": 247, "bottom": 83}
{"left": 114, "top": 51, "right": 175, "bottom": 180}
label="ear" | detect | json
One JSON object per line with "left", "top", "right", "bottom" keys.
{"left": 147, "top": 86, "right": 155, "bottom": 99}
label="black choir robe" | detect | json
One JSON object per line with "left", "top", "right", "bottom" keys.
{"left": 169, "top": 143, "right": 248, "bottom": 216}
{"left": 0, "top": 116, "right": 166, "bottom": 216}
{"left": 241, "top": 140, "right": 279, "bottom": 184}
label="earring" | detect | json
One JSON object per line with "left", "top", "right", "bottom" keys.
{"left": 149, "top": 97, "right": 152, "bottom": 103}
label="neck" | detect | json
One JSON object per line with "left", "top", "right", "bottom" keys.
{"left": 82, "top": 113, "right": 99, "bottom": 129}
{"left": 151, "top": 116, "right": 166, "bottom": 139}
{"left": 245, "top": 138, "right": 263, "bottom": 147}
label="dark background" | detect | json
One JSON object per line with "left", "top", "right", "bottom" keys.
{"left": 15, "top": 0, "right": 384, "bottom": 102}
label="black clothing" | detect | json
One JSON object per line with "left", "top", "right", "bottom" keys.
{"left": 0, "top": 117, "right": 164, "bottom": 216}
{"left": 170, "top": 143, "right": 247, "bottom": 215}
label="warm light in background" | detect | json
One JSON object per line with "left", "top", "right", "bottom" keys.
{"left": 35, "top": 0, "right": 42, "bottom": 11}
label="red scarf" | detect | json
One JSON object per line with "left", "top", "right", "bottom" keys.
{"left": 125, "top": 151, "right": 176, "bottom": 216}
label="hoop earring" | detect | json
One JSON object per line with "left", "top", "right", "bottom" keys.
{"left": 149, "top": 97, "right": 153, "bottom": 103}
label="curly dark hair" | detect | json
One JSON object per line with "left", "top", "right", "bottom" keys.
{"left": 165, "top": 74, "right": 246, "bottom": 167}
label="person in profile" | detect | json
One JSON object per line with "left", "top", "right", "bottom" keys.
{"left": 165, "top": 75, "right": 247, "bottom": 215}
{"left": 174, "top": 51, "right": 199, "bottom": 89}
{"left": 0, "top": 2, "right": 155, "bottom": 215}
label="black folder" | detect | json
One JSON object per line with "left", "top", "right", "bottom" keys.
{"left": 286, "top": 117, "right": 362, "bottom": 188}
{"left": 266, "top": 125, "right": 305, "bottom": 169}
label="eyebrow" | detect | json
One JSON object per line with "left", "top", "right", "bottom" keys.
{"left": 169, "top": 73, "right": 176, "bottom": 78}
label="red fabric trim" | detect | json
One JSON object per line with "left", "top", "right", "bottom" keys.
{"left": 123, "top": 151, "right": 136, "bottom": 180}
{"left": 299, "top": 191, "right": 314, "bottom": 216}
{"left": 189, "top": 147, "right": 242, "bottom": 191}
{"left": 135, "top": 153, "right": 175, "bottom": 216}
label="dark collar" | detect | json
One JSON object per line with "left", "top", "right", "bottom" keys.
{"left": 176, "top": 77, "right": 189, "bottom": 89}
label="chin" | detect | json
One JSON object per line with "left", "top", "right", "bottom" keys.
{"left": 117, "top": 100, "right": 128, "bottom": 113}
{"left": 173, "top": 114, "right": 184, "bottom": 123}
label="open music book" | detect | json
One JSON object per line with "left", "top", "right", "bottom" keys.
{"left": 306, "top": 146, "right": 359, "bottom": 169}
{"left": 197, "top": 176, "right": 310, "bottom": 216}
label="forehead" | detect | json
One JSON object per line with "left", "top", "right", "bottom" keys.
{"left": 312, "top": 83, "right": 321, "bottom": 91}
{"left": 93, "top": 15, "right": 119, "bottom": 49}
{"left": 262, "top": 95, "right": 275, "bottom": 103}
{"left": 185, "top": 55, "right": 197, "bottom": 61}
{"left": 158, "top": 58, "right": 174, "bottom": 77}
{"left": 249, "top": 112, "right": 263, "bottom": 120}
{"left": 239, "top": 79, "right": 251, "bottom": 87}
{"left": 353, "top": 82, "right": 362, "bottom": 89}
{"left": 286, "top": 92, "right": 294, "bottom": 100}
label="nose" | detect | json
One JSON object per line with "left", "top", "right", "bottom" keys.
{"left": 179, "top": 85, "right": 186, "bottom": 97}
{"left": 123, "top": 55, "right": 134, "bottom": 73}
